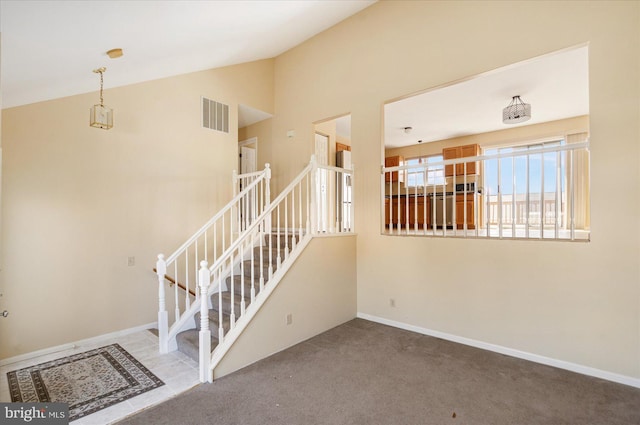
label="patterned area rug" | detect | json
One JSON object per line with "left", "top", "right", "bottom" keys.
{"left": 7, "top": 343, "right": 164, "bottom": 421}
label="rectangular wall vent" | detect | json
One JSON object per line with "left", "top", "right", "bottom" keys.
{"left": 202, "top": 97, "right": 229, "bottom": 133}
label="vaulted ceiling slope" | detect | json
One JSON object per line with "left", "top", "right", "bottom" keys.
{"left": 0, "top": 0, "right": 375, "bottom": 108}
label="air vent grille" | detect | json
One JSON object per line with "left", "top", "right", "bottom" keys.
{"left": 202, "top": 97, "right": 229, "bottom": 133}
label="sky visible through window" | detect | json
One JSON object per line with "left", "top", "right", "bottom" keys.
{"left": 406, "top": 155, "right": 445, "bottom": 186}
{"left": 484, "top": 141, "right": 565, "bottom": 195}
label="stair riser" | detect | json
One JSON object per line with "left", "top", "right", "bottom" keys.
{"left": 226, "top": 276, "right": 263, "bottom": 297}
{"left": 211, "top": 293, "right": 251, "bottom": 316}
{"left": 264, "top": 234, "right": 301, "bottom": 249}
{"left": 251, "top": 246, "right": 287, "bottom": 265}
{"left": 241, "top": 261, "right": 274, "bottom": 279}
{"left": 176, "top": 330, "right": 218, "bottom": 363}
{"left": 195, "top": 311, "right": 231, "bottom": 334}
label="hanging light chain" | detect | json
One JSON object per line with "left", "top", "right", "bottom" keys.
{"left": 90, "top": 66, "right": 113, "bottom": 129}
{"left": 93, "top": 67, "right": 107, "bottom": 107}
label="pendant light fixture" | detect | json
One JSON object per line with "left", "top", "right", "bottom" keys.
{"left": 89, "top": 67, "right": 113, "bottom": 130}
{"left": 502, "top": 95, "right": 531, "bottom": 124}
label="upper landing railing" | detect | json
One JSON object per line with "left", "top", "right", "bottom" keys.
{"left": 382, "top": 141, "right": 590, "bottom": 241}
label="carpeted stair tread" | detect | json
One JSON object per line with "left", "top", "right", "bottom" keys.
{"left": 211, "top": 290, "right": 251, "bottom": 315}
{"left": 195, "top": 309, "right": 231, "bottom": 333}
{"left": 176, "top": 329, "right": 218, "bottom": 362}
{"left": 251, "top": 246, "right": 289, "bottom": 265}
{"left": 242, "top": 259, "right": 277, "bottom": 279}
{"left": 264, "top": 233, "right": 301, "bottom": 249}
{"left": 226, "top": 275, "right": 265, "bottom": 298}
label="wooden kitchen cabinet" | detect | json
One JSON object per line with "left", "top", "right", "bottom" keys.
{"left": 408, "top": 196, "right": 429, "bottom": 228}
{"left": 443, "top": 144, "right": 480, "bottom": 176}
{"left": 386, "top": 196, "right": 431, "bottom": 229}
{"left": 455, "top": 194, "right": 480, "bottom": 229}
{"left": 384, "top": 198, "right": 391, "bottom": 225}
{"left": 385, "top": 198, "right": 404, "bottom": 226}
{"left": 385, "top": 155, "right": 404, "bottom": 183}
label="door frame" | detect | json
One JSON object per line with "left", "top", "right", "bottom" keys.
{"left": 238, "top": 137, "right": 258, "bottom": 174}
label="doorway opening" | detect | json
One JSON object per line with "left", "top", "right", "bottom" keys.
{"left": 239, "top": 137, "right": 258, "bottom": 179}
{"left": 313, "top": 114, "right": 352, "bottom": 232}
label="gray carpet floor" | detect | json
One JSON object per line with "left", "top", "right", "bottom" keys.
{"left": 117, "top": 319, "right": 640, "bottom": 425}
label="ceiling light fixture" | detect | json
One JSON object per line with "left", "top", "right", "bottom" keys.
{"left": 106, "top": 48, "right": 123, "bottom": 59}
{"left": 502, "top": 95, "right": 531, "bottom": 124}
{"left": 89, "top": 67, "right": 113, "bottom": 130}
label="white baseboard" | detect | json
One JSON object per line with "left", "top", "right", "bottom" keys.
{"left": 357, "top": 312, "right": 640, "bottom": 389}
{"left": 0, "top": 322, "right": 157, "bottom": 367}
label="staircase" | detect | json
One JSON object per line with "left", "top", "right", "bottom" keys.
{"left": 175, "top": 233, "right": 298, "bottom": 362}
{"left": 155, "top": 156, "right": 354, "bottom": 382}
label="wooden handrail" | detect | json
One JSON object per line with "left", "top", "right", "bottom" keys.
{"left": 153, "top": 268, "right": 197, "bottom": 297}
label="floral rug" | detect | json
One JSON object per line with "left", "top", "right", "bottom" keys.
{"left": 7, "top": 343, "right": 164, "bottom": 421}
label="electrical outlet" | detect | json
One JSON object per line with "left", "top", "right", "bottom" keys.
{"left": 286, "top": 313, "right": 293, "bottom": 325}
{"left": 127, "top": 256, "right": 135, "bottom": 267}
{"left": 390, "top": 298, "right": 396, "bottom": 308}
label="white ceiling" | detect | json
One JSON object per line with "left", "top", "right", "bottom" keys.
{"left": 384, "top": 46, "right": 589, "bottom": 148}
{"left": 0, "top": 0, "right": 375, "bottom": 109}
{"left": 238, "top": 104, "right": 272, "bottom": 129}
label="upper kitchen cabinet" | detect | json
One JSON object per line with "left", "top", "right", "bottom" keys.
{"left": 443, "top": 144, "right": 480, "bottom": 176}
{"left": 385, "top": 155, "right": 404, "bottom": 182}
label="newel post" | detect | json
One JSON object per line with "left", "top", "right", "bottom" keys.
{"left": 198, "top": 261, "right": 212, "bottom": 383}
{"left": 310, "top": 155, "right": 318, "bottom": 234}
{"left": 156, "top": 254, "right": 169, "bottom": 354}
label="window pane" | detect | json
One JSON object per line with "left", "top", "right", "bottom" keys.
{"left": 426, "top": 155, "right": 444, "bottom": 185}
{"left": 405, "top": 155, "right": 444, "bottom": 187}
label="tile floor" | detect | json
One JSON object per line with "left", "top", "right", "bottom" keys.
{"left": 0, "top": 329, "right": 200, "bottom": 424}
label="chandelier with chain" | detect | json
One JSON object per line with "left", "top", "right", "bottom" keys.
{"left": 89, "top": 67, "right": 113, "bottom": 130}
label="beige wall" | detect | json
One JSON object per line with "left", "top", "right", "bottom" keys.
{"left": 264, "top": 1, "right": 640, "bottom": 379}
{"left": 336, "top": 134, "right": 351, "bottom": 147}
{"left": 214, "top": 235, "right": 357, "bottom": 378}
{"left": 0, "top": 59, "right": 274, "bottom": 358}
{"left": 0, "top": 35, "right": 3, "bottom": 294}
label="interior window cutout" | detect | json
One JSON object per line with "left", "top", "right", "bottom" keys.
{"left": 382, "top": 46, "right": 590, "bottom": 241}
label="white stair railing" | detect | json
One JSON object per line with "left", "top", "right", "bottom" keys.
{"left": 196, "top": 155, "right": 354, "bottom": 382}
{"left": 233, "top": 166, "right": 271, "bottom": 232}
{"left": 156, "top": 164, "right": 271, "bottom": 353}
{"left": 312, "top": 162, "right": 355, "bottom": 234}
